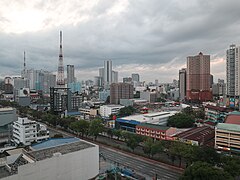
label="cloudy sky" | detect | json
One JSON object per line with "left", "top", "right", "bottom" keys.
{"left": 0, "top": 0, "right": 240, "bottom": 82}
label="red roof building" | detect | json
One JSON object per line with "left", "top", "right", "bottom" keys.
{"left": 174, "top": 126, "right": 215, "bottom": 146}
{"left": 225, "top": 112, "right": 240, "bottom": 125}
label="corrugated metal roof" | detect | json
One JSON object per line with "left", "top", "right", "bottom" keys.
{"left": 217, "top": 123, "right": 240, "bottom": 132}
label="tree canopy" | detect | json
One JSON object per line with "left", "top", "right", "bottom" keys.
{"left": 89, "top": 119, "right": 104, "bottom": 140}
{"left": 70, "top": 120, "right": 90, "bottom": 137}
{"left": 167, "top": 113, "right": 194, "bottom": 128}
{"left": 180, "top": 161, "right": 233, "bottom": 180}
{"left": 118, "top": 106, "right": 135, "bottom": 117}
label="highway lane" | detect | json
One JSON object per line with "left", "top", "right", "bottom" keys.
{"left": 100, "top": 147, "right": 182, "bottom": 180}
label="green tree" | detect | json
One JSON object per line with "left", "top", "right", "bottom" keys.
{"left": 112, "top": 129, "right": 122, "bottom": 140}
{"left": 89, "top": 119, "right": 104, "bottom": 140}
{"left": 106, "top": 128, "right": 114, "bottom": 138}
{"left": 126, "top": 137, "right": 138, "bottom": 152}
{"left": 42, "top": 113, "right": 58, "bottom": 126}
{"left": 182, "top": 107, "right": 194, "bottom": 115}
{"left": 70, "top": 120, "right": 90, "bottom": 137}
{"left": 125, "top": 133, "right": 145, "bottom": 152}
{"left": 192, "top": 146, "right": 220, "bottom": 166}
{"left": 143, "top": 138, "right": 154, "bottom": 157}
{"left": 221, "top": 156, "right": 240, "bottom": 178}
{"left": 121, "top": 131, "right": 131, "bottom": 141}
{"left": 180, "top": 161, "right": 233, "bottom": 180}
{"left": 150, "top": 141, "right": 163, "bottom": 157}
{"left": 118, "top": 106, "right": 135, "bottom": 117}
{"left": 167, "top": 113, "right": 194, "bottom": 128}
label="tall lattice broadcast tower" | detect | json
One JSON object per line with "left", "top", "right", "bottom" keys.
{"left": 57, "top": 31, "right": 65, "bottom": 87}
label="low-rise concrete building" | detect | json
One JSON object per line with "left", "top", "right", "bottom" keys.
{"left": 12, "top": 117, "right": 49, "bottom": 145}
{"left": 204, "top": 105, "right": 231, "bottom": 123}
{"left": 116, "top": 111, "right": 177, "bottom": 132}
{"left": 215, "top": 112, "right": 240, "bottom": 153}
{"left": 175, "top": 126, "right": 215, "bottom": 146}
{"left": 136, "top": 123, "right": 170, "bottom": 140}
{"left": 99, "top": 105, "right": 124, "bottom": 118}
{"left": 0, "top": 137, "right": 99, "bottom": 180}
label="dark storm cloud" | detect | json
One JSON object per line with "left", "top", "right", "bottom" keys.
{"left": 0, "top": 0, "right": 240, "bottom": 81}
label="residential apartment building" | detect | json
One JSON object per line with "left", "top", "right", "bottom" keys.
{"left": 212, "top": 82, "right": 226, "bottom": 96}
{"left": 12, "top": 117, "right": 49, "bottom": 145}
{"left": 110, "top": 83, "right": 134, "bottom": 104}
{"left": 179, "top": 68, "right": 186, "bottom": 101}
{"left": 140, "top": 91, "right": 159, "bottom": 103}
{"left": 186, "top": 52, "right": 212, "bottom": 101}
{"left": 204, "top": 105, "right": 230, "bottom": 123}
{"left": 226, "top": 44, "right": 240, "bottom": 96}
{"left": 50, "top": 87, "right": 71, "bottom": 114}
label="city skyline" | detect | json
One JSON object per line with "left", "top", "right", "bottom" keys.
{"left": 0, "top": 0, "right": 240, "bottom": 82}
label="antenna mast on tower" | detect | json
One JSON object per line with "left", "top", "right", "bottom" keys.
{"left": 57, "top": 31, "right": 65, "bottom": 86}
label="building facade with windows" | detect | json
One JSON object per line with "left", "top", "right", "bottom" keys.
{"left": 110, "top": 83, "right": 134, "bottom": 104}
{"left": 12, "top": 117, "right": 49, "bottom": 145}
{"left": 186, "top": 52, "right": 212, "bottom": 101}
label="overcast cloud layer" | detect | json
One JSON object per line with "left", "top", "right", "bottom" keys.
{"left": 0, "top": 0, "right": 240, "bottom": 82}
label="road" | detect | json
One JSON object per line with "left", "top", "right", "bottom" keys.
{"left": 99, "top": 147, "right": 182, "bottom": 180}
{"left": 47, "top": 125, "right": 183, "bottom": 179}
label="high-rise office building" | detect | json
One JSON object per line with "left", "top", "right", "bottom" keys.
{"left": 123, "top": 77, "right": 132, "bottom": 84}
{"left": 99, "top": 60, "right": 118, "bottom": 89}
{"left": 226, "top": 44, "right": 240, "bottom": 96}
{"left": 26, "top": 69, "right": 55, "bottom": 93}
{"left": 112, "top": 71, "right": 118, "bottom": 83}
{"left": 186, "top": 52, "right": 212, "bottom": 101}
{"left": 67, "top": 65, "right": 75, "bottom": 85}
{"left": 132, "top": 73, "right": 140, "bottom": 82}
{"left": 104, "top": 60, "right": 112, "bottom": 87}
{"left": 110, "top": 83, "right": 134, "bottom": 104}
{"left": 179, "top": 68, "right": 186, "bottom": 101}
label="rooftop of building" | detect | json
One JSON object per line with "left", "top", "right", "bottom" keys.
{"left": 28, "top": 138, "right": 94, "bottom": 161}
{"left": 117, "top": 111, "right": 178, "bottom": 124}
{"left": 216, "top": 123, "right": 240, "bottom": 133}
{"left": 119, "top": 111, "right": 177, "bottom": 121}
{"left": 175, "top": 126, "right": 214, "bottom": 142}
{"left": 15, "top": 117, "right": 36, "bottom": 125}
{"left": 205, "top": 104, "right": 230, "bottom": 112}
{"left": 137, "top": 123, "right": 169, "bottom": 131}
{"left": 225, "top": 111, "right": 240, "bottom": 125}
{"left": 31, "top": 137, "right": 80, "bottom": 150}
{"left": 66, "top": 111, "right": 82, "bottom": 116}
{"left": 101, "top": 104, "right": 125, "bottom": 108}
{"left": 0, "top": 107, "right": 14, "bottom": 112}
{"left": 166, "top": 127, "right": 191, "bottom": 137}
{"left": 0, "top": 138, "right": 96, "bottom": 179}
